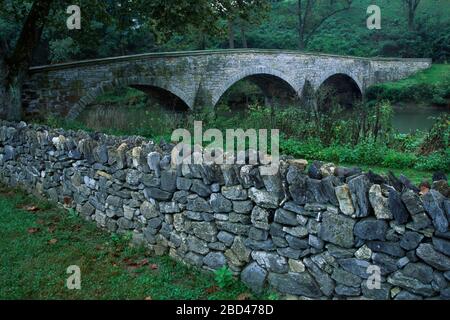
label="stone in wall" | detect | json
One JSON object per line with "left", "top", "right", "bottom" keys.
{"left": 0, "top": 120, "right": 448, "bottom": 300}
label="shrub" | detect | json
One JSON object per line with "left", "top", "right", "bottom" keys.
{"left": 214, "top": 266, "right": 234, "bottom": 289}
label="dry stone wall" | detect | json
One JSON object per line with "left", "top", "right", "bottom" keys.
{"left": 1, "top": 121, "right": 449, "bottom": 300}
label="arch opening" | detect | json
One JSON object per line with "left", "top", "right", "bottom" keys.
{"left": 317, "top": 74, "right": 362, "bottom": 110}
{"left": 215, "top": 73, "right": 299, "bottom": 111}
{"left": 130, "top": 84, "right": 190, "bottom": 112}
{"left": 72, "top": 84, "right": 190, "bottom": 137}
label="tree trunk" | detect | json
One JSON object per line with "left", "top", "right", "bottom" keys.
{"left": 1, "top": 0, "right": 52, "bottom": 121}
{"left": 240, "top": 19, "right": 248, "bottom": 48}
{"left": 227, "top": 19, "right": 235, "bottom": 49}
{"left": 408, "top": 8, "right": 415, "bottom": 31}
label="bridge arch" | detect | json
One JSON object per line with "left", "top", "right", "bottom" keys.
{"left": 66, "top": 76, "right": 193, "bottom": 120}
{"left": 315, "top": 72, "right": 363, "bottom": 109}
{"left": 210, "top": 67, "right": 301, "bottom": 108}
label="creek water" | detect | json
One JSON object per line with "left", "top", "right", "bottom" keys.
{"left": 392, "top": 104, "right": 449, "bottom": 133}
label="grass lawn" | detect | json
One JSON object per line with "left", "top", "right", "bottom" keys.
{"left": 339, "top": 163, "right": 436, "bottom": 185}
{"left": 0, "top": 186, "right": 273, "bottom": 300}
{"left": 367, "top": 64, "right": 450, "bottom": 104}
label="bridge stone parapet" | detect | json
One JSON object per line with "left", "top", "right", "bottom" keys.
{"left": 22, "top": 49, "right": 432, "bottom": 119}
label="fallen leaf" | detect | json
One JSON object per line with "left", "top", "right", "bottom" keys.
{"left": 27, "top": 227, "right": 40, "bottom": 234}
{"left": 138, "top": 259, "right": 149, "bottom": 266}
{"left": 149, "top": 264, "right": 158, "bottom": 270}
{"left": 205, "top": 286, "right": 218, "bottom": 294}
{"left": 24, "top": 205, "right": 39, "bottom": 212}
{"left": 144, "top": 296, "right": 152, "bottom": 300}
{"left": 237, "top": 293, "right": 252, "bottom": 300}
{"left": 48, "top": 238, "right": 58, "bottom": 245}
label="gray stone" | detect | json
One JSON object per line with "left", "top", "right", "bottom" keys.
{"left": 422, "top": 190, "right": 448, "bottom": 233}
{"left": 369, "top": 184, "right": 392, "bottom": 219}
{"left": 348, "top": 175, "right": 371, "bottom": 218}
{"left": 187, "top": 236, "right": 209, "bottom": 255}
{"left": 331, "top": 268, "right": 362, "bottom": 287}
{"left": 432, "top": 271, "right": 448, "bottom": 291}
{"left": 185, "top": 252, "right": 204, "bottom": 267}
{"left": 318, "top": 212, "right": 355, "bottom": 248}
{"left": 159, "top": 202, "right": 181, "bottom": 214}
{"left": 366, "top": 241, "right": 405, "bottom": 257}
{"left": 249, "top": 187, "right": 279, "bottom": 209}
{"left": 249, "top": 227, "right": 269, "bottom": 241}
{"left": 308, "top": 235, "right": 325, "bottom": 250}
{"left": 147, "top": 152, "right": 161, "bottom": 176}
{"left": 400, "top": 231, "right": 424, "bottom": 250}
{"left": 144, "top": 187, "right": 172, "bottom": 201}
{"left": 338, "top": 258, "right": 371, "bottom": 279}
{"left": 230, "top": 236, "right": 251, "bottom": 263}
{"left": 335, "top": 184, "right": 355, "bottom": 216}
{"left": 361, "top": 282, "right": 391, "bottom": 300}
{"left": 388, "top": 189, "right": 410, "bottom": 225}
{"left": 191, "top": 222, "right": 217, "bottom": 242}
{"left": 216, "top": 221, "right": 250, "bottom": 235}
{"left": 354, "top": 218, "right": 388, "bottom": 241}
{"left": 283, "top": 225, "right": 308, "bottom": 238}
{"left": 233, "top": 200, "right": 253, "bottom": 214}
{"left": 335, "top": 285, "right": 361, "bottom": 296}
{"left": 203, "top": 252, "right": 226, "bottom": 270}
{"left": 287, "top": 168, "right": 307, "bottom": 205}
{"left": 303, "top": 258, "right": 335, "bottom": 296}
{"left": 401, "top": 190, "right": 425, "bottom": 215}
{"left": 217, "top": 231, "right": 234, "bottom": 246}
{"left": 176, "top": 177, "right": 192, "bottom": 190}
{"left": 387, "top": 271, "right": 435, "bottom": 297}
{"left": 394, "top": 291, "right": 423, "bottom": 300}
{"left": 268, "top": 272, "right": 322, "bottom": 298}
{"left": 210, "top": 193, "right": 232, "bottom": 213}
{"left": 274, "top": 208, "right": 298, "bottom": 226}
{"left": 283, "top": 202, "right": 305, "bottom": 215}
{"left": 140, "top": 201, "right": 159, "bottom": 219}
{"left": 286, "top": 235, "right": 309, "bottom": 250}
{"left": 244, "top": 239, "right": 274, "bottom": 251}
{"left": 261, "top": 172, "right": 284, "bottom": 200}
{"left": 372, "top": 253, "right": 399, "bottom": 275}
{"left": 241, "top": 262, "right": 267, "bottom": 294}
{"left": 416, "top": 243, "right": 450, "bottom": 271}
{"left": 3, "top": 145, "right": 15, "bottom": 161}
{"left": 191, "top": 179, "right": 212, "bottom": 198}
{"left": 306, "top": 178, "right": 328, "bottom": 204}
{"left": 432, "top": 237, "right": 450, "bottom": 257}
{"left": 117, "top": 217, "right": 134, "bottom": 230}
{"left": 326, "top": 244, "right": 355, "bottom": 259}
{"left": 277, "top": 247, "right": 301, "bottom": 259}
{"left": 251, "top": 206, "right": 270, "bottom": 230}
{"left": 251, "top": 251, "right": 288, "bottom": 273}
{"left": 186, "top": 195, "right": 212, "bottom": 213}
{"left": 222, "top": 185, "right": 247, "bottom": 200}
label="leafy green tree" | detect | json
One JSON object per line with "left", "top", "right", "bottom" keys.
{"left": 296, "top": 0, "right": 353, "bottom": 50}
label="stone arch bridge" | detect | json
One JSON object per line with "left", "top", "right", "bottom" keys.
{"left": 22, "top": 49, "right": 432, "bottom": 119}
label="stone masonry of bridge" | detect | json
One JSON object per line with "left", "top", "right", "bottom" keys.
{"left": 21, "top": 49, "right": 432, "bottom": 119}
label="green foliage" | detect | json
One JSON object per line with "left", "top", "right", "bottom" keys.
{"left": 49, "top": 38, "right": 80, "bottom": 63}
{"left": 214, "top": 266, "right": 234, "bottom": 289}
{"left": 367, "top": 65, "right": 450, "bottom": 104}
